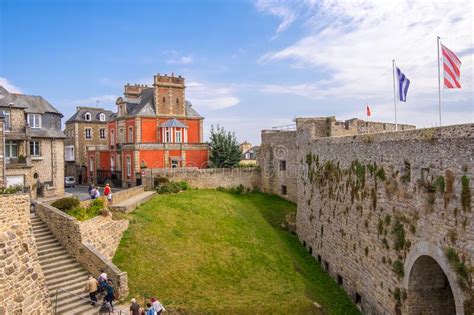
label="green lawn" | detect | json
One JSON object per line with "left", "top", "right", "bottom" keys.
{"left": 113, "top": 190, "right": 359, "bottom": 314}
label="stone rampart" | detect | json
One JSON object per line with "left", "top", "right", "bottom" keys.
{"left": 0, "top": 194, "right": 51, "bottom": 314}
{"left": 296, "top": 124, "right": 474, "bottom": 314}
{"left": 110, "top": 185, "right": 145, "bottom": 205}
{"left": 35, "top": 202, "right": 129, "bottom": 298}
{"left": 143, "top": 168, "right": 261, "bottom": 191}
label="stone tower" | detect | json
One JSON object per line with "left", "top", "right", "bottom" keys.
{"left": 153, "top": 73, "right": 186, "bottom": 117}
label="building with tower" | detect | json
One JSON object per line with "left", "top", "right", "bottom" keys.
{"left": 87, "top": 73, "right": 209, "bottom": 187}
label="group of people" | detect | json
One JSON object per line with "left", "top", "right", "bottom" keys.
{"left": 88, "top": 182, "right": 113, "bottom": 202}
{"left": 84, "top": 270, "right": 116, "bottom": 311}
{"left": 129, "top": 297, "right": 166, "bottom": 315}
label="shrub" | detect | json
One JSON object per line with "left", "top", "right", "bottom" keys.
{"left": 157, "top": 181, "right": 188, "bottom": 194}
{"left": 0, "top": 185, "right": 23, "bottom": 194}
{"left": 66, "top": 198, "right": 104, "bottom": 221}
{"left": 392, "top": 260, "right": 404, "bottom": 278}
{"left": 446, "top": 247, "right": 469, "bottom": 286}
{"left": 51, "top": 197, "right": 80, "bottom": 212}
{"left": 391, "top": 219, "right": 406, "bottom": 251}
{"left": 461, "top": 176, "right": 471, "bottom": 212}
{"left": 154, "top": 176, "right": 170, "bottom": 188}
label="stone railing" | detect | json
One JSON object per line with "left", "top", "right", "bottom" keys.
{"left": 35, "top": 202, "right": 129, "bottom": 298}
{"left": 110, "top": 185, "right": 145, "bottom": 205}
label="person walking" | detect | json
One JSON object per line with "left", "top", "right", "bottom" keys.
{"left": 104, "top": 183, "right": 112, "bottom": 204}
{"left": 94, "top": 187, "right": 101, "bottom": 199}
{"left": 104, "top": 279, "right": 115, "bottom": 311}
{"left": 84, "top": 275, "right": 98, "bottom": 306}
{"left": 150, "top": 297, "right": 166, "bottom": 314}
{"left": 130, "top": 298, "right": 141, "bottom": 315}
{"left": 90, "top": 186, "right": 97, "bottom": 199}
{"left": 145, "top": 303, "right": 154, "bottom": 315}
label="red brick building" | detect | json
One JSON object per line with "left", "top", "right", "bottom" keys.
{"left": 87, "top": 73, "right": 209, "bottom": 187}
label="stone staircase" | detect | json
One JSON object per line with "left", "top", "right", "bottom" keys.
{"left": 31, "top": 214, "right": 100, "bottom": 314}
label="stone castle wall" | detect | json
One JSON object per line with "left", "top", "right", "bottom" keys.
{"left": 35, "top": 202, "right": 129, "bottom": 298}
{"left": 143, "top": 168, "right": 261, "bottom": 191}
{"left": 0, "top": 194, "right": 51, "bottom": 314}
{"left": 257, "top": 130, "right": 298, "bottom": 203}
{"left": 296, "top": 124, "right": 473, "bottom": 314}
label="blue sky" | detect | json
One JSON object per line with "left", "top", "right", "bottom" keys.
{"left": 1, "top": 0, "right": 473, "bottom": 144}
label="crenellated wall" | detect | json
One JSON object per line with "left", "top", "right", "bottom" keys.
{"left": 0, "top": 194, "right": 51, "bottom": 314}
{"left": 296, "top": 124, "right": 473, "bottom": 314}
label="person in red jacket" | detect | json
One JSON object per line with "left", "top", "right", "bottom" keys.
{"left": 104, "top": 183, "right": 112, "bottom": 204}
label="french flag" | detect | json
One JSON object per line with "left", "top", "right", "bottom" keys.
{"left": 396, "top": 67, "right": 410, "bottom": 102}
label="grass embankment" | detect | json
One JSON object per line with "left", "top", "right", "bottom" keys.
{"left": 113, "top": 190, "right": 359, "bottom": 314}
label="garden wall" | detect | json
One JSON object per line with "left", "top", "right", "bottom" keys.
{"left": 35, "top": 202, "right": 129, "bottom": 298}
{"left": 143, "top": 168, "right": 261, "bottom": 191}
{"left": 0, "top": 194, "right": 51, "bottom": 314}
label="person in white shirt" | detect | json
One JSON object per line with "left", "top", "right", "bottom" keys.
{"left": 150, "top": 297, "right": 165, "bottom": 314}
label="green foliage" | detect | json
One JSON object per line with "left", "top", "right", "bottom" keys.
{"left": 153, "top": 176, "right": 169, "bottom": 188}
{"left": 51, "top": 197, "right": 80, "bottom": 212}
{"left": 113, "top": 190, "right": 359, "bottom": 314}
{"left": 0, "top": 185, "right": 23, "bottom": 194}
{"left": 209, "top": 125, "right": 241, "bottom": 168}
{"left": 392, "top": 260, "right": 404, "bottom": 278}
{"left": 435, "top": 176, "right": 445, "bottom": 193}
{"left": 446, "top": 247, "right": 470, "bottom": 287}
{"left": 67, "top": 198, "right": 104, "bottom": 221}
{"left": 377, "top": 219, "right": 384, "bottom": 236}
{"left": 391, "top": 219, "right": 406, "bottom": 251}
{"left": 461, "top": 176, "right": 471, "bottom": 212}
{"left": 375, "top": 167, "right": 386, "bottom": 181}
{"left": 384, "top": 214, "right": 391, "bottom": 226}
{"left": 156, "top": 181, "right": 188, "bottom": 194}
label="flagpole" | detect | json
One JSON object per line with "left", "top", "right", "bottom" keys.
{"left": 437, "top": 36, "right": 442, "bottom": 126}
{"left": 392, "top": 59, "right": 398, "bottom": 131}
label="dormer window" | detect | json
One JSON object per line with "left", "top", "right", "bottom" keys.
{"left": 84, "top": 112, "right": 92, "bottom": 121}
{"left": 27, "top": 114, "right": 41, "bottom": 128}
{"left": 99, "top": 113, "right": 106, "bottom": 121}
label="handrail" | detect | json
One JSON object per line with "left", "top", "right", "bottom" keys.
{"left": 54, "top": 288, "right": 99, "bottom": 314}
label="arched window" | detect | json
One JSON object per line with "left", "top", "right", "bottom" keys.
{"left": 99, "top": 113, "right": 106, "bottom": 121}
{"left": 84, "top": 112, "right": 92, "bottom": 121}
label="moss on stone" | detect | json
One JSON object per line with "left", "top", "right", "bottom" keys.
{"left": 461, "top": 175, "right": 471, "bottom": 212}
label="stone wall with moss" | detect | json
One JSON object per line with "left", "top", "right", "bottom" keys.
{"left": 0, "top": 194, "right": 51, "bottom": 314}
{"left": 296, "top": 124, "right": 473, "bottom": 314}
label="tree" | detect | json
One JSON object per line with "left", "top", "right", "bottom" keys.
{"left": 209, "top": 125, "right": 241, "bottom": 168}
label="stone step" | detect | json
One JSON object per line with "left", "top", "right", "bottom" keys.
{"left": 37, "top": 246, "right": 65, "bottom": 257}
{"left": 48, "top": 278, "right": 86, "bottom": 293}
{"left": 43, "top": 262, "right": 84, "bottom": 276}
{"left": 44, "top": 264, "right": 88, "bottom": 281}
{"left": 110, "top": 191, "right": 155, "bottom": 213}
{"left": 46, "top": 270, "right": 89, "bottom": 287}
{"left": 56, "top": 296, "right": 101, "bottom": 315}
{"left": 36, "top": 241, "right": 61, "bottom": 251}
{"left": 40, "top": 254, "right": 76, "bottom": 267}
{"left": 34, "top": 230, "right": 55, "bottom": 238}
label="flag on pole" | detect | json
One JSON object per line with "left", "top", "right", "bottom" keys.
{"left": 396, "top": 67, "right": 410, "bottom": 102}
{"left": 366, "top": 105, "right": 371, "bottom": 117}
{"left": 441, "top": 44, "right": 462, "bottom": 89}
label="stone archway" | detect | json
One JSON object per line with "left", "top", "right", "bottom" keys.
{"left": 404, "top": 241, "right": 464, "bottom": 315}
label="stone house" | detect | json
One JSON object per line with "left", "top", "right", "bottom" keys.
{"left": 64, "top": 107, "right": 114, "bottom": 184}
{"left": 0, "top": 86, "right": 65, "bottom": 198}
{"left": 87, "top": 73, "right": 209, "bottom": 187}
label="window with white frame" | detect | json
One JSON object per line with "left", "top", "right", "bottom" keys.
{"left": 5, "top": 141, "right": 18, "bottom": 158}
{"left": 128, "top": 127, "right": 133, "bottom": 143}
{"left": 85, "top": 128, "right": 92, "bottom": 139}
{"left": 85, "top": 112, "right": 92, "bottom": 121}
{"left": 27, "top": 114, "right": 41, "bottom": 128}
{"left": 2, "top": 111, "right": 10, "bottom": 131}
{"left": 110, "top": 155, "right": 115, "bottom": 171}
{"left": 99, "top": 128, "right": 106, "bottom": 139}
{"left": 165, "top": 127, "right": 171, "bottom": 143}
{"left": 175, "top": 129, "right": 182, "bottom": 143}
{"left": 65, "top": 145, "right": 74, "bottom": 161}
{"left": 126, "top": 156, "right": 131, "bottom": 177}
{"left": 30, "top": 141, "right": 41, "bottom": 157}
{"left": 99, "top": 113, "right": 106, "bottom": 121}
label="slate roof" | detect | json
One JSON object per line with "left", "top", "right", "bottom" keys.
{"left": 119, "top": 87, "right": 203, "bottom": 118}
{"left": 160, "top": 118, "right": 188, "bottom": 128}
{"left": 66, "top": 107, "right": 115, "bottom": 123}
{"left": 0, "top": 86, "right": 63, "bottom": 117}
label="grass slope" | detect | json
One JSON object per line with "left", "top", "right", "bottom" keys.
{"left": 113, "top": 190, "right": 359, "bottom": 314}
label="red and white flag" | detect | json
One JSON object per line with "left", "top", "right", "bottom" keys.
{"left": 366, "top": 105, "right": 371, "bottom": 117}
{"left": 441, "top": 44, "right": 462, "bottom": 89}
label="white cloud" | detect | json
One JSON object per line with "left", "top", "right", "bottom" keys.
{"left": 187, "top": 81, "right": 240, "bottom": 110}
{"left": 0, "top": 77, "right": 22, "bottom": 93}
{"left": 257, "top": 0, "right": 474, "bottom": 125}
{"left": 164, "top": 50, "right": 193, "bottom": 65}
{"left": 255, "top": 0, "right": 297, "bottom": 33}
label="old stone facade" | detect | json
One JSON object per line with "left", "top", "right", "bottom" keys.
{"left": 259, "top": 117, "right": 474, "bottom": 314}
{"left": 0, "top": 194, "right": 51, "bottom": 314}
{"left": 64, "top": 107, "right": 114, "bottom": 184}
{"left": 0, "top": 86, "right": 65, "bottom": 198}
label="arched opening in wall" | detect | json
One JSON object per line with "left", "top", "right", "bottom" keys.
{"left": 406, "top": 255, "right": 456, "bottom": 315}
